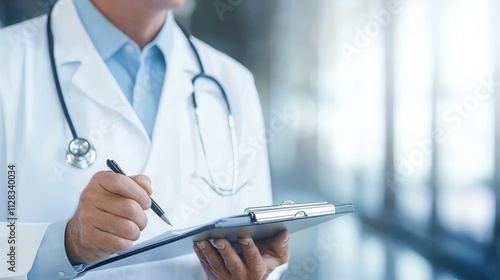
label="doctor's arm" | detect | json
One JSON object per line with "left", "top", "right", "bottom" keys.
{"left": 28, "top": 172, "right": 153, "bottom": 279}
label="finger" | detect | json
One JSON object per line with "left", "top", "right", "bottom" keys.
{"left": 80, "top": 225, "right": 133, "bottom": 256}
{"left": 94, "top": 171, "right": 151, "bottom": 209}
{"left": 213, "top": 239, "right": 246, "bottom": 277}
{"left": 129, "top": 175, "right": 153, "bottom": 197}
{"left": 196, "top": 240, "right": 231, "bottom": 279}
{"left": 94, "top": 195, "right": 148, "bottom": 230}
{"left": 239, "top": 237, "right": 266, "bottom": 276}
{"left": 257, "top": 231, "right": 290, "bottom": 261}
{"left": 90, "top": 210, "right": 141, "bottom": 241}
{"left": 193, "top": 244, "right": 212, "bottom": 274}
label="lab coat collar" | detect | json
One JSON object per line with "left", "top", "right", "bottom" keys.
{"left": 51, "top": 0, "right": 90, "bottom": 64}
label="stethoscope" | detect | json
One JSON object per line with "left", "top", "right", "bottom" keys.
{"left": 46, "top": 7, "right": 246, "bottom": 195}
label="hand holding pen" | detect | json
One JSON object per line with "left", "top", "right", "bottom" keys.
{"left": 106, "top": 159, "right": 172, "bottom": 226}
{"left": 65, "top": 164, "right": 159, "bottom": 264}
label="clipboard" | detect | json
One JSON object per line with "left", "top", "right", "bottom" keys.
{"left": 78, "top": 201, "right": 355, "bottom": 275}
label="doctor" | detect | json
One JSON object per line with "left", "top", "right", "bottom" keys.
{"left": 0, "top": 0, "right": 289, "bottom": 279}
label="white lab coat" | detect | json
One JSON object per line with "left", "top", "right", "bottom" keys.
{"left": 0, "top": 0, "right": 283, "bottom": 279}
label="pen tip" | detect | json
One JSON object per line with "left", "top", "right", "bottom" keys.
{"left": 161, "top": 215, "right": 172, "bottom": 226}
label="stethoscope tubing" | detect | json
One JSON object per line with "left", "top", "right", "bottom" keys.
{"left": 47, "top": 4, "right": 245, "bottom": 195}
{"left": 47, "top": 7, "right": 78, "bottom": 140}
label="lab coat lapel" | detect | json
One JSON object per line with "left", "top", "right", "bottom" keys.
{"left": 148, "top": 23, "right": 198, "bottom": 158}
{"left": 69, "top": 53, "right": 148, "bottom": 140}
{"left": 51, "top": 0, "right": 149, "bottom": 142}
{"left": 141, "top": 23, "right": 199, "bottom": 227}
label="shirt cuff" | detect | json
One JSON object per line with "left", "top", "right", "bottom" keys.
{"left": 267, "top": 262, "right": 289, "bottom": 280}
{"left": 28, "top": 220, "right": 81, "bottom": 280}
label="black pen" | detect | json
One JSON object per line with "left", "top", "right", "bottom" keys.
{"left": 106, "top": 159, "right": 172, "bottom": 226}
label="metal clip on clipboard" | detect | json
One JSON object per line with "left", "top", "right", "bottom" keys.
{"left": 244, "top": 200, "right": 336, "bottom": 223}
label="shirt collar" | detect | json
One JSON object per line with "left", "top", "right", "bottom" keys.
{"left": 74, "top": 0, "right": 175, "bottom": 61}
{"left": 149, "top": 10, "right": 175, "bottom": 61}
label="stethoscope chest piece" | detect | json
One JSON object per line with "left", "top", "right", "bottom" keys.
{"left": 66, "top": 138, "right": 96, "bottom": 168}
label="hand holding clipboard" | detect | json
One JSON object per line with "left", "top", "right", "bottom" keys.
{"left": 79, "top": 201, "right": 355, "bottom": 275}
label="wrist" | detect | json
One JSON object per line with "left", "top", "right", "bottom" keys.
{"left": 65, "top": 218, "right": 83, "bottom": 265}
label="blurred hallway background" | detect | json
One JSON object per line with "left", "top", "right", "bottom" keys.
{"left": 1, "top": 0, "right": 498, "bottom": 279}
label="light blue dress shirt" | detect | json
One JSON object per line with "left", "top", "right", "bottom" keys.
{"left": 29, "top": 1, "right": 175, "bottom": 279}
{"left": 74, "top": 0, "right": 175, "bottom": 139}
